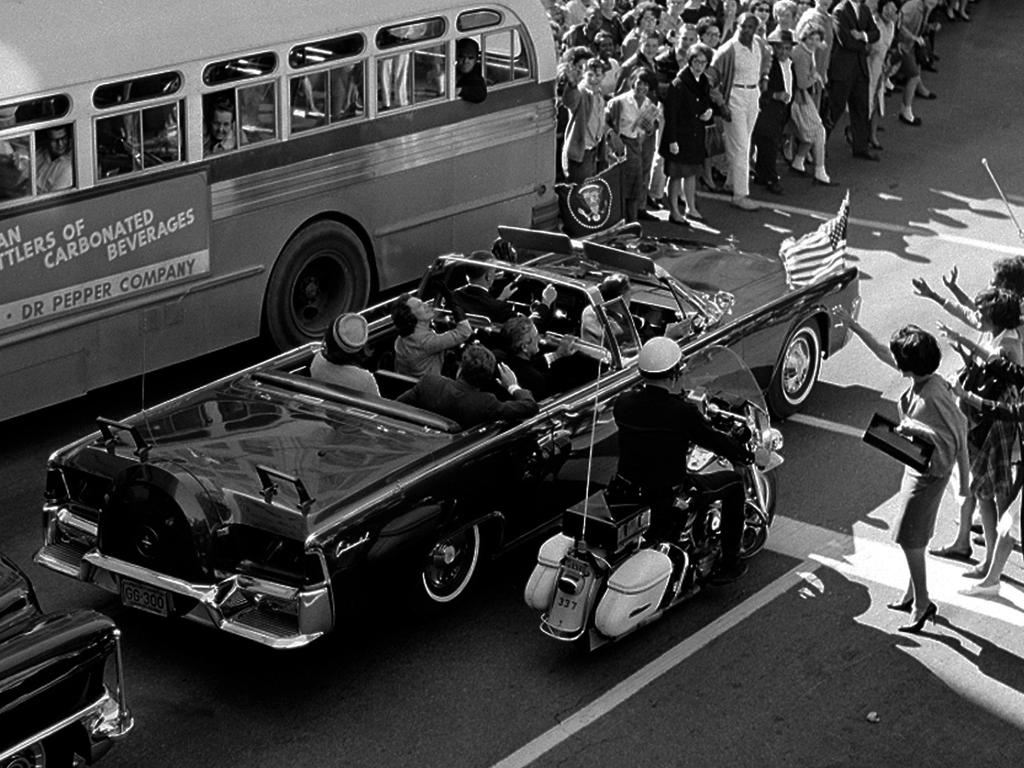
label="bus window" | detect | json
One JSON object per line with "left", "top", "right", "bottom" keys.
{"left": 0, "top": 95, "right": 72, "bottom": 201}
{"left": 291, "top": 61, "right": 364, "bottom": 133}
{"left": 0, "top": 111, "right": 31, "bottom": 200}
{"left": 483, "top": 29, "right": 531, "bottom": 84}
{"left": 238, "top": 82, "right": 277, "bottom": 145}
{"left": 96, "top": 102, "right": 182, "bottom": 177}
{"left": 378, "top": 46, "right": 446, "bottom": 111}
{"left": 457, "top": 9, "right": 502, "bottom": 31}
{"left": 35, "top": 124, "right": 75, "bottom": 193}
{"left": 93, "top": 71, "right": 182, "bottom": 109}
{"left": 203, "top": 52, "right": 277, "bottom": 86}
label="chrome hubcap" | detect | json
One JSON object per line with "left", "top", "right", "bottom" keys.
{"left": 3, "top": 743, "right": 45, "bottom": 768}
{"left": 783, "top": 337, "right": 811, "bottom": 396}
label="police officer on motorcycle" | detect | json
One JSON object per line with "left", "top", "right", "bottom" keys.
{"left": 612, "top": 337, "right": 755, "bottom": 585}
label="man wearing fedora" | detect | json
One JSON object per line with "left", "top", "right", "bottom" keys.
{"left": 310, "top": 313, "right": 380, "bottom": 397}
{"left": 751, "top": 27, "right": 795, "bottom": 195}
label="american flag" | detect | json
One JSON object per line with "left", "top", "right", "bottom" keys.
{"left": 779, "top": 192, "right": 850, "bottom": 289}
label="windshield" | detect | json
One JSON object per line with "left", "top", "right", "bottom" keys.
{"left": 679, "top": 344, "right": 765, "bottom": 414}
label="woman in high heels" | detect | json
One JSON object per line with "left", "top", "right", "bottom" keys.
{"left": 840, "top": 314, "right": 969, "bottom": 633}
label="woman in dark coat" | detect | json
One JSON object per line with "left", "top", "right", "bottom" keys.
{"left": 659, "top": 43, "right": 714, "bottom": 224}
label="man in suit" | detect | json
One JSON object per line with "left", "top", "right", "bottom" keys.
{"left": 398, "top": 344, "right": 539, "bottom": 430}
{"left": 453, "top": 250, "right": 518, "bottom": 323}
{"left": 751, "top": 28, "right": 795, "bottom": 195}
{"left": 826, "top": 0, "right": 881, "bottom": 161}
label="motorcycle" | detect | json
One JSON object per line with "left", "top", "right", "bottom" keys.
{"left": 524, "top": 345, "right": 784, "bottom": 649}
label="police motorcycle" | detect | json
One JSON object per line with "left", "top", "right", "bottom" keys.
{"left": 524, "top": 344, "right": 783, "bottom": 649}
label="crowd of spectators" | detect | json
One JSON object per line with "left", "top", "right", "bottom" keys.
{"left": 550, "top": 0, "right": 974, "bottom": 221}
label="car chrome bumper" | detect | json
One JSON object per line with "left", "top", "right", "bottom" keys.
{"left": 0, "top": 682, "right": 132, "bottom": 763}
{"left": 37, "top": 507, "right": 333, "bottom": 650}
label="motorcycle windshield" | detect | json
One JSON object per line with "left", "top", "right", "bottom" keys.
{"left": 679, "top": 345, "right": 766, "bottom": 414}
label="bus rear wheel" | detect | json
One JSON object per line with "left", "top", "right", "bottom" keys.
{"left": 264, "top": 221, "right": 370, "bottom": 350}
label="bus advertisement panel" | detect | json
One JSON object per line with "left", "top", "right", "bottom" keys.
{"left": 0, "top": 173, "right": 210, "bottom": 332}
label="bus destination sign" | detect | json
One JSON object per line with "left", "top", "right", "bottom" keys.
{"left": 0, "top": 173, "right": 211, "bottom": 332}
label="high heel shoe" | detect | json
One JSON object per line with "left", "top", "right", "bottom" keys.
{"left": 897, "top": 602, "right": 937, "bottom": 634}
{"left": 886, "top": 597, "right": 913, "bottom": 612}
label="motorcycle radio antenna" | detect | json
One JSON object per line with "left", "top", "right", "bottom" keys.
{"left": 579, "top": 315, "right": 609, "bottom": 541}
{"left": 981, "top": 158, "right": 1024, "bottom": 243}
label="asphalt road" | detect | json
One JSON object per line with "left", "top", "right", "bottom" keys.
{"left": 4, "top": 3, "right": 1024, "bottom": 766}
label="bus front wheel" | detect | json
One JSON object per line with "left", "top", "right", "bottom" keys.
{"left": 264, "top": 221, "right": 370, "bottom": 349}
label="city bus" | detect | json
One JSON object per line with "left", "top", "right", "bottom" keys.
{"left": 0, "top": 0, "right": 558, "bottom": 420}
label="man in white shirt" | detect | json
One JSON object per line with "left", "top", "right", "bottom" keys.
{"left": 751, "top": 27, "right": 794, "bottom": 194}
{"left": 708, "top": 13, "right": 768, "bottom": 211}
{"left": 35, "top": 124, "right": 74, "bottom": 194}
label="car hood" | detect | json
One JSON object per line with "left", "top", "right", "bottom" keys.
{"left": 70, "top": 378, "right": 455, "bottom": 525}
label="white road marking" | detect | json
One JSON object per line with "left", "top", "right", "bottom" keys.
{"left": 489, "top": 557, "right": 829, "bottom": 768}
{"left": 696, "top": 195, "right": 1024, "bottom": 255}
{"left": 931, "top": 233, "right": 1024, "bottom": 258}
{"left": 493, "top": 510, "right": 1024, "bottom": 768}
{"left": 787, "top": 413, "right": 866, "bottom": 439}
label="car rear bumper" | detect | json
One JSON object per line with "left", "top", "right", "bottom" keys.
{"left": 37, "top": 505, "right": 333, "bottom": 650}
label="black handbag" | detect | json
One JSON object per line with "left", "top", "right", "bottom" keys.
{"left": 862, "top": 413, "right": 934, "bottom": 472}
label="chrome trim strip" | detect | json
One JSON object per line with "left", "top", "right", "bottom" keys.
{"left": 83, "top": 551, "right": 217, "bottom": 601}
{"left": 57, "top": 507, "right": 98, "bottom": 538}
{"left": 210, "top": 102, "right": 554, "bottom": 220}
{"left": 35, "top": 547, "right": 83, "bottom": 578}
{"left": 0, "top": 691, "right": 131, "bottom": 762}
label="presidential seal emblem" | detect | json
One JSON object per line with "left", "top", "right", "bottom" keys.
{"left": 565, "top": 177, "right": 613, "bottom": 232}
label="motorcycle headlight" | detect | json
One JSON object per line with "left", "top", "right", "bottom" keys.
{"left": 764, "top": 428, "right": 784, "bottom": 452}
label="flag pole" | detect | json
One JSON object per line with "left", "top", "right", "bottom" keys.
{"left": 981, "top": 158, "right": 1024, "bottom": 243}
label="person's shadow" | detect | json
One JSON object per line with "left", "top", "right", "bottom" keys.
{"left": 923, "top": 615, "right": 1024, "bottom": 695}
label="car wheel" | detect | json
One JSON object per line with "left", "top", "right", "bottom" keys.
{"left": 420, "top": 524, "right": 482, "bottom": 604}
{"left": 768, "top": 320, "right": 822, "bottom": 417}
{"left": 264, "top": 221, "right": 370, "bottom": 350}
{"left": 739, "top": 470, "right": 777, "bottom": 560}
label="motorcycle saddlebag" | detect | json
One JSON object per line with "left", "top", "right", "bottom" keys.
{"left": 524, "top": 533, "right": 574, "bottom": 611}
{"left": 594, "top": 548, "right": 672, "bottom": 638}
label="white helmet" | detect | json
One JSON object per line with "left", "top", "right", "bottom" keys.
{"left": 637, "top": 337, "right": 682, "bottom": 376}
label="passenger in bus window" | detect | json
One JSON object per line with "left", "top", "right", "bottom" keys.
{"left": 203, "top": 95, "right": 236, "bottom": 155}
{"left": 0, "top": 107, "right": 31, "bottom": 199}
{"left": 35, "top": 124, "right": 74, "bottom": 193}
{"left": 455, "top": 38, "right": 487, "bottom": 103}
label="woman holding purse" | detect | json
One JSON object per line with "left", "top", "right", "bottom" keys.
{"left": 788, "top": 23, "right": 835, "bottom": 186}
{"left": 840, "top": 311, "right": 969, "bottom": 634}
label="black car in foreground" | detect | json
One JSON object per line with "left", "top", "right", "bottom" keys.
{"left": 34, "top": 225, "right": 859, "bottom": 648}
{"left": 0, "top": 554, "right": 132, "bottom": 767}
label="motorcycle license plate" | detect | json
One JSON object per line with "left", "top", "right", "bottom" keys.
{"left": 120, "top": 578, "right": 170, "bottom": 617}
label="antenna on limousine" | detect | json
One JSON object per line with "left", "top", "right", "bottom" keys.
{"left": 981, "top": 158, "right": 1024, "bottom": 243}
{"left": 579, "top": 321, "right": 608, "bottom": 542}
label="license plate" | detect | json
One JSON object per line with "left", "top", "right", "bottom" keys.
{"left": 120, "top": 578, "right": 170, "bottom": 617}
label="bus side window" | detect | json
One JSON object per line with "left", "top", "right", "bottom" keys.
{"left": 413, "top": 44, "right": 446, "bottom": 102}
{"left": 378, "top": 54, "right": 411, "bottom": 111}
{"left": 141, "top": 103, "right": 181, "bottom": 165}
{"left": 238, "top": 82, "right": 277, "bottom": 145}
{"left": 329, "top": 62, "right": 364, "bottom": 121}
{"left": 483, "top": 29, "right": 532, "bottom": 85}
{"left": 291, "top": 73, "right": 328, "bottom": 132}
{"left": 0, "top": 130, "right": 32, "bottom": 200}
